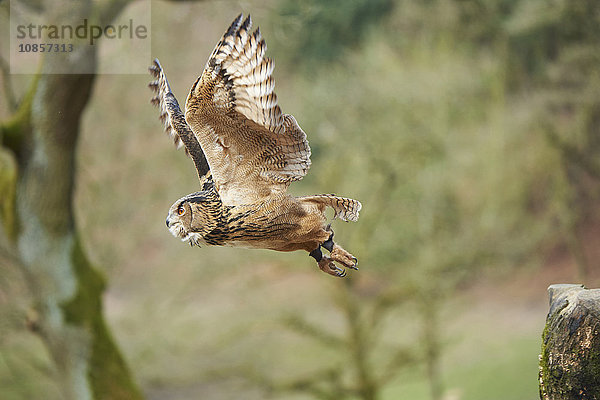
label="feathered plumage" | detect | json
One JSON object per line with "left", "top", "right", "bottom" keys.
{"left": 149, "top": 14, "right": 362, "bottom": 277}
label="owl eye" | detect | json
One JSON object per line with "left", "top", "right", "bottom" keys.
{"left": 177, "top": 204, "right": 186, "bottom": 216}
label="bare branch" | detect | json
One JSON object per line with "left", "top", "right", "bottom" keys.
{"left": 546, "top": 129, "right": 600, "bottom": 180}
{"left": 0, "top": 56, "right": 18, "bottom": 113}
{"left": 17, "top": 0, "right": 45, "bottom": 13}
{"left": 0, "top": 73, "right": 39, "bottom": 156}
{"left": 95, "top": 0, "right": 211, "bottom": 27}
{"left": 377, "top": 345, "right": 418, "bottom": 386}
{"left": 207, "top": 365, "right": 353, "bottom": 400}
{"left": 95, "top": 0, "right": 132, "bottom": 26}
{"left": 280, "top": 313, "right": 345, "bottom": 348}
{"left": 369, "top": 284, "right": 417, "bottom": 333}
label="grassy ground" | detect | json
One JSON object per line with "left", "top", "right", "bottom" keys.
{"left": 103, "top": 258, "right": 557, "bottom": 400}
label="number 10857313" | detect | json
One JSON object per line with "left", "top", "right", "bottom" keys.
{"left": 18, "top": 43, "right": 73, "bottom": 52}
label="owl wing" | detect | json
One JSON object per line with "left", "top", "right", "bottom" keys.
{"left": 149, "top": 59, "right": 213, "bottom": 188}
{"left": 184, "top": 14, "right": 311, "bottom": 206}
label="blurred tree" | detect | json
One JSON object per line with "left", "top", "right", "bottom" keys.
{"left": 499, "top": 0, "right": 600, "bottom": 279}
{"left": 2, "top": 1, "right": 597, "bottom": 399}
{"left": 255, "top": 1, "right": 600, "bottom": 398}
{"left": 273, "top": 0, "right": 394, "bottom": 66}
{"left": 0, "top": 1, "right": 146, "bottom": 399}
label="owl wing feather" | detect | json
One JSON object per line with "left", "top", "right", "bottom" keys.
{"left": 184, "top": 14, "right": 311, "bottom": 206}
{"left": 299, "top": 195, "right": 362, "bottom": 222}
{"left": 149, "top": 59, "right": 212, "bottom": 187}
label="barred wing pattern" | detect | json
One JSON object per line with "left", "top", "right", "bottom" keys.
{"left": 149, "top": 59, "right": 211, "bottom": 182}
{"left": 184, "top": 14, "right": 312, "bottom": 205}
{"left": 300, "top": 195, "right": 362, "bottom": 222}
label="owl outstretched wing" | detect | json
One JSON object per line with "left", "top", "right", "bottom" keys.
{"left": 149, "top": 59, "right": 212, "bottom": 186}
{"left": 184, "top": 14, "right": 311, "bottom": 206}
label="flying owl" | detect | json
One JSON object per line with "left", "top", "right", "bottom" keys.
{"left": 148, "top": 14, "right": 361, "bottom": 277}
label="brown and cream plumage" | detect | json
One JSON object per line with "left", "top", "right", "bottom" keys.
{"left": 149, "top": 14, "right": 361, "bottom": 277}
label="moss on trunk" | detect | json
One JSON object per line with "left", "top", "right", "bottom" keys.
{"left": 0, "top": 149, "right": 17, "bottom": 240}
{"left": 539, "top": 284, "right": 600, "bottom": 399}
{"left": 61, "top": 237, "right": 142, "bottom": 400}
{"left": 0, "top": 4, "right": 143, "bottom": 397}
{"left": 7, "top": 68, "right": 144, "bottom": 399}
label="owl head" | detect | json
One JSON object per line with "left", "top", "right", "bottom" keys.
{"left": 165, "top": 190, "right": 223, "bottom": 246}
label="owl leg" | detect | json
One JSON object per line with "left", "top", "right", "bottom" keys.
{"left": 310, "top": 246, "right": 347, "bottom": 277}
{"left": 330, "top": 244, "right": 359, "bottom": 271}
{"left": 322, "top": 229, "right": 358, "bottom": 271}
{"left": 308, "top": 228, "right": 358, "bottom": 277}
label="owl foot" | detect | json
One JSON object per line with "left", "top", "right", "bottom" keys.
{"left": 330, "top": 244, "right": 359, "bottom": 271}
{"left": 318, "top": 257, "right": 347, "bottom": 277}
{"left": 309, "top": 231, "right": 358, "bottom": 277}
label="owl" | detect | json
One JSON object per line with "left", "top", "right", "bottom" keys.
{"left": 149, "top": 14, "right": 361, "bottom": 277}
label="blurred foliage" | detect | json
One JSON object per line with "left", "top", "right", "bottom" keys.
{"left": 273, "top": 0, "right": 394, "bottom": 65}
{"left": 2, "top": 0, "right": 600, "bottom": 399}
{"left": 265, "top": 0, "right": 600, "bottom": 398}
{"left": 272, "top": 0, "right": 600, "bottom": 274}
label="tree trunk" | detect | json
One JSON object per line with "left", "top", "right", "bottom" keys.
{"left": 15, "top": 73, "right": 142, "bottom": 400}
{"left": 0, "top": 1, "right": 142, "bottom": 399}
{"left": 539, "top": 284, "right": 600, "bottom": 400}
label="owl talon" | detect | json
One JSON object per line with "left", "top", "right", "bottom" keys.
{"left": 332, "top": 264, "right": 346, "bottom": 277}
{"left": 329, "top": 244, "right": 358, "bottom": 271}
{"left": 318, "top": 257, "right": 346, "bottom": 278}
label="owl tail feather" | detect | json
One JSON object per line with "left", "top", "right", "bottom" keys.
{"left": 300, "top": 195, "right": 362, "bottom": 222}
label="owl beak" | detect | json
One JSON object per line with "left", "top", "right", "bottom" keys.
{"left": 165, "top": 217, "right": 170, "bottom": 228}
